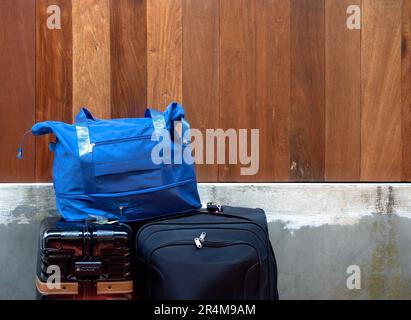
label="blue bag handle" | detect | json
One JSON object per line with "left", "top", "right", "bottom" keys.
{"left": 144, "top": 102, "right": 185, "bottom": 124}
{"left": 74, "top": 107, "right": 97, "bottom": 193}
{"left": 145, "top": 102, "right": 189, "bottom": 143}
{"left": 18, "top": 121, "right": 58, "bottom": 159}
{"left": 75, "top": 107, "right": 95, "bottom": 124}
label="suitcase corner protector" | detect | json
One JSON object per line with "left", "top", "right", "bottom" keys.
{"left": 96, "top": 280, "right": 134, "bottom": 295}
{"left": 35, "top": 277, "right": 79, "bottom": 295}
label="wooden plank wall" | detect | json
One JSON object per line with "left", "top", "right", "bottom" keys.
{"left": 72, "top": 0, "right": 111, "bottom": 119}
{"left": 0, "top": 0, "right": 36, "bottom": 182}
{"left": 110, "top": 0, "right": 147, "bottom": 118}
{"left": 182, "top": 0, "right": 220, "bottom": 181}
{"left": 1, "top": 0, "right": 411, "bottom": 182}
{"left": 147, "top": 0, "right": 182, "bottom": 108}
{"left": 325, "top": 0, "right": 361, "bottom": 181}
{"left": 402, "top": 0, "right": 411, "bottom": 180}
{"left": 361, "top": 0, "right": 403, "bottom": 181}
{"left": 290, "top": 0, "right": 325, "bottom": 181}
{"left": 36, "top": 0, "right": 73, "bottom": 181}
{"left": 218, "top": 0, "right": 256, "bottom": 181}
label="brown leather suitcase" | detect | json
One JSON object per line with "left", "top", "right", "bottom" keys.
{"left": 36, "top": 217, "right": 134, "bottom": 299}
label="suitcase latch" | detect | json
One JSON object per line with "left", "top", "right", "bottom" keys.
{"left": 74, "top": 261, "right": 102, "bottom": 276}
{"left": 194, "top": 232, "right": 206, "bottom": 249}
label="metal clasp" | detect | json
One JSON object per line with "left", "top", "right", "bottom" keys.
{"left": 194, "top": 232, "right": 207, "bottom": 249}
{"left": 206, "top": 202, "right": 223, "bottom": 213}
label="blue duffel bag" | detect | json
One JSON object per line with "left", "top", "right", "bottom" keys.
{"left": 29, "top": 102, "right": 201, "bottom": 221}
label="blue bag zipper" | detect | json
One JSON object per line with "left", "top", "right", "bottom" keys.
{"left": 92, "top": 135, "right": 152, "bottom": 147}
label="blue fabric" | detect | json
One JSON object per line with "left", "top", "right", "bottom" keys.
{"left": 32, "top": 102, "right": 202, "bottom": 221}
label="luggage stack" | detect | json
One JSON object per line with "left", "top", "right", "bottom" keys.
{"left": 36, "top": 204, "right": 278, "bottom": 300}
{"left": 29, "top": 103, "right": 279, "bottom": 300}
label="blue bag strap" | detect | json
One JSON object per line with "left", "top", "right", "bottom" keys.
{"left": 144, "top": 108, "right": 167, "bottom": 140}
{"left": 181, "top": 118, "right": 190, "bottom": 144}
{"left": 75, "top": 107, "right": 97, "bottom": 194}
{"left": 168, "top": 103, "right": 189, "bottom": 144}
{"left": 18, "top": 122, "right": 55, "bottom": 159}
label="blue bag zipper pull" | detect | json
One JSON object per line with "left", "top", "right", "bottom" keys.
{"left": 17, "top": 129, "right": 32, "bottom": 159}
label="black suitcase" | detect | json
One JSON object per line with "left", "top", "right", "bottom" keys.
{"left": 136, "top": 204, "right": 278, "bottom": 300}
{"left": 36, "top": 217, "right": 134, "bottom": 299}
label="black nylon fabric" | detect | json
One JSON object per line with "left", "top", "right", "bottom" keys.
{"left": 136, "top": 206, "right": 279, "bottom": 300}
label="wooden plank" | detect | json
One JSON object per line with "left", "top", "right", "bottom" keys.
{"left": 0, "top": 0, "right": 35, "bottom": 182}
{"left": 219, "top": 0, "right": 256, "bottom": 181}
{"left": 290, "top": 0, "right": 325, "bottom": 181}
{"left": 72, "top": 0, "right": 111, "bottom": 119}
{"left": 110, "top": 0, "right": 147, "bottom": 118}
{"left": 402, "top": 0, "right": 411, "bottom": 181}
{"left": 147, "top": 0, "right": 182, "bottom": 109}
{"left": 36, "top": 0, "right": 72, "bottom": 182}
{"left": 182, "top": 0, "right": 219, "bottom": 182}
{"left": 325, "top": 0, "right": 361, "bottom": 181}
{"left": 361, "top": 0, "right": 402, "bottom": 181}
{"left": 255, "top": 0, "right": 291, "bottom": 181}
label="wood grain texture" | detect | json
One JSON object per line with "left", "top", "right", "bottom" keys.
{"left": 0, "top": 0, "right": 35, "bottom": 182}
{"left": 3, "top": 0, "right": 411, "bottom": 183}
{"left": 219, "top": 0, "right": 256, "bottom": 181}
{"left": 255, "top": 0, "right": 291, "bottom": 181}
{"left": 290, "top": 0, "right": 325, "bottom": 181}
{"left": 182, "top": 0, "right": 219, "bottom": 182}
{"left": 402, "top": 0, "right": 411, "bottom": 181}
{"left": 147, "top": 0, "right": 182, "bottom": 109}
{"left": 36, "top": 0, "right": 72, "bottom": 182}
{"left": 325, "top": 0, "right": 361, "bottom": 181}
{"left": 72, "top": 0, "right": 111, "bottom": 119}
{"left": 361, "top": 0, "right": 402, "bottom": 181}
{"left": 110, "top": 0, "right": 147, "bottom": 118}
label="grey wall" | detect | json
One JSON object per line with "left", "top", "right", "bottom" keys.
{"left": 1, "top": 183, "right": 411, "bottom": 300}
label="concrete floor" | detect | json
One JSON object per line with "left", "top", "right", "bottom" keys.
{"left": 1, "top": 183, "right": 411, "bottom": 299}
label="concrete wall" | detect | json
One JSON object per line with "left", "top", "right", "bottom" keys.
{"left": 1, "top": 183, "right": 411, "bottom": 299}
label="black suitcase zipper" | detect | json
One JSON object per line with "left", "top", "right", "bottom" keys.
{"left": 144, "top": 240, "right": 261, "bottom": 299}
{"left": 138, "top": 226, "right": 266, "bottom": 253}
{"left": 137, "top": 218, "right": 270, "bottom": 248}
